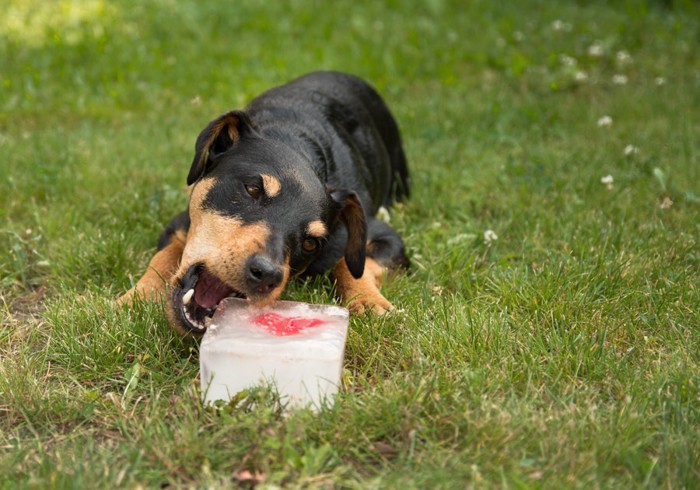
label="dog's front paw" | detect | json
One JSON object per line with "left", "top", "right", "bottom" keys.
{"left": 334, "top": 257, "right": 396, "bottom": 315}
{"left": 117, "top": 288, "right": 136, "bottom": 306}
{"left": 117, "top": 283, "right": 166, "bottom": 307}
{"left": 345, "top": 292, "right": 394, "bottom": 315}
{"left": 117, "top": 287, "right": 156, "bottom": 307}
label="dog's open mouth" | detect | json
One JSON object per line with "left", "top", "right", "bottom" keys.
{"left": 173, "top": 264, "right": 245, "bottom": 333}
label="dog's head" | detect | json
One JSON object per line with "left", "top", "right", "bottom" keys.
{"left": 167, "top": 111, "right": 367, "bottom": 335}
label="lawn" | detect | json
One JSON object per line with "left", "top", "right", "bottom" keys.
{"left": 1, "top": 0, "right": 699, "bottom": 487}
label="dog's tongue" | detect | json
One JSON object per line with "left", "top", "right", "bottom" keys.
{"left": 194, "top": 269, "right": 234, "bottom": 309}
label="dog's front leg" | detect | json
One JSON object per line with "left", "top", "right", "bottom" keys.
{"left": 333, "top": 257, "right": 394, "bottom": 315}
{"left": 118, "top": 230, "right": 186, "bottom": 305}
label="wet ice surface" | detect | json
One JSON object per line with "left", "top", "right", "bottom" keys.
{"left": 200, "top": 298, "right": 349, "bottom": 410}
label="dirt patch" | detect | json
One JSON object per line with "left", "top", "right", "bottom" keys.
{"left": 1, "top": 285, "right": 47, "bottom": 351}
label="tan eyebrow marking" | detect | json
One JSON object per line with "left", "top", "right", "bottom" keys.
{"left": 306, "top": 220, "right": 327, "bottom": 238}
{"left": 261, "top": 174, "right": 281, "bottom": 197}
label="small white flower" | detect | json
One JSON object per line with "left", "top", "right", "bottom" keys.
{"left": 376, "top": 206, "right": 391, "bottom": 223}
{"left": 513, "top": 31, "right": 524, "bottom": 42}
{"left": 551, "top": 20, "right": 572, "bottom": 31}
{"left": 597, "top": 115, "right": 613, "bottom": 127}
{"left": 601, "top": 175, "right": 614, "bottom": 190}
{"left": 655, "top": 77, "right": 666, "bottom": 86}
{"left": 559, "top": 54, "right": 577, "bottom": 67}
{"left": 612, "top": 74, "right": 628, "bottom": 85}
{"left": 483, "top": 230, "right": 498, "bottom": 245}
{"left": 447, "top": 233, "right": 476, "bottom": 246}
{"left": 588, "top": 42, "right": 604, "bottom": 57}
{"left": 616, "top": 50, "right": 632, "bottom": 64}
{"left": 624, "top": 144, "right": 639, "bottom": 156}
{"left": 659, "top": 197, "right": 673, "bottom": 209}
{"left": 574, "top": 71, "right": 589, "bottom": 82}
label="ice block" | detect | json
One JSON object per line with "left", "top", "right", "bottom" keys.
{"left": 199, "top": 297, "right": 349, "bottom": 409}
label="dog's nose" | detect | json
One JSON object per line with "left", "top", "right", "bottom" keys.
{"left": 246, "top": 255, "right": 284, "bottom": 295}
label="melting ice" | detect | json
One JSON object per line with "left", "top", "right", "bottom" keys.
{"left": 199, "top": 298, "right": 349, "bottom": 409}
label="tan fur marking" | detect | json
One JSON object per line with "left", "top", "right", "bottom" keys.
{"left": 306, "top": 220, "right": 327, "bottom": 238}
{"left": 215, "top": 114, "right": 241, "bottom": 146}
{"left": 334, "top": 257, "right": 394, "bottom": 314}
{"left": 194, "top": 114, "right": 241, "bottom": 174}
{"left": 261, "top": 174, "right": 281, "bottom": 197}
{"left": 118, "top": 230, "right": 187, "bottom": 305}
{"left": 189, "top": 177, "right": 216, "bottom": 209}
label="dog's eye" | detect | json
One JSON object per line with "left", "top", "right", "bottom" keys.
{"left": 301, "top": 238, "right": 319, "bottom": 253}
{"left": 245, "top": 184, "right": 262, "bottom": 199}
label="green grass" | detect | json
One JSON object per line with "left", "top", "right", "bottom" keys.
{"left": 2, "top": 0, "right": 699, "bottom": 487}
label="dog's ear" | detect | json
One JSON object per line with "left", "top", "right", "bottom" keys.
{"left": 187, "top": 110, "right": 253, "bottom": 185}
{"left": 330, "top": 190, "right": 367, "bottom": 279}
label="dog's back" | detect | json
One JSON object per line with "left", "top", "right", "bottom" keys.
{"left": 245, "top": 71, "right": 410, "bottom": 214}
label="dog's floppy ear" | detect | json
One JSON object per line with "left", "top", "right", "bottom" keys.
{"left": 187, "top": 110, "right": 253, "bottom": 185}
{"left": 330, "top": 190, "right": 367, "bottom": 279}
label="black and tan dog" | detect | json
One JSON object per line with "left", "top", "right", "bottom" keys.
{"left": 119, "top": 71, "right": 409, "bottom": 335}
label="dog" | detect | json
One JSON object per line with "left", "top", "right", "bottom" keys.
{"left": 119, "top": 71, "right": 410, "bottom": 336}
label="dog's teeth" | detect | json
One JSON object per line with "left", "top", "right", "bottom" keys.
{"left": 182, "top": 288, "right": 195, "bottom": 305}
{"left": 205, "top": 317, "right": 212, "bottom": 327}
